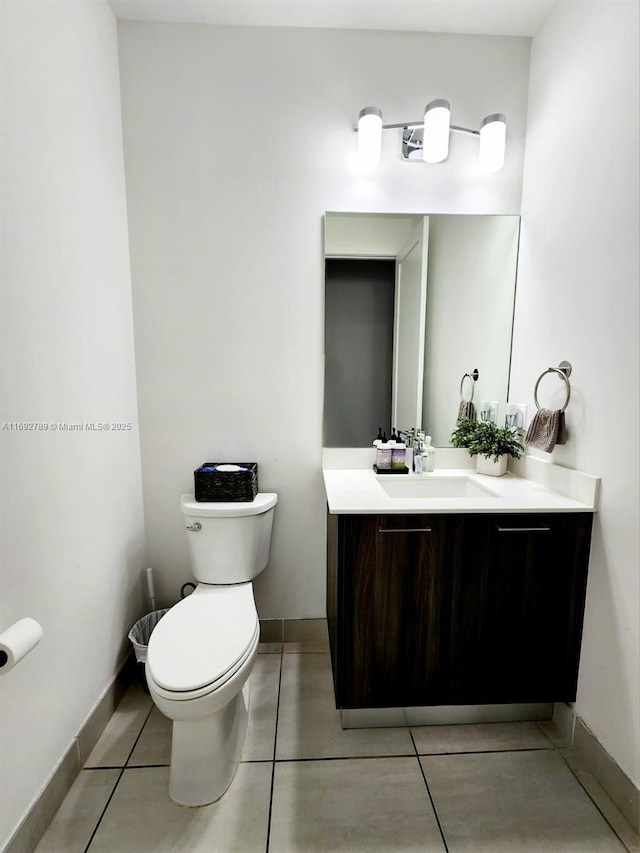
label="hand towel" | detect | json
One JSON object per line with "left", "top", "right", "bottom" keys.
{"left": 457, "top": 400, "right": 476, "bottom": 422}
{"left": 525, "top": 408, "right": 568, "bottom": 453}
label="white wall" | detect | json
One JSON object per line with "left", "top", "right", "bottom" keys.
{"left": 324, "top": 213, "right": 417, "bottom": 257}
{"left": 511, "top": 0, "right": 639, "bottom": 785}
{"left": 0, "top": 1, "right": 147, "bottom": 846}
{"left": 118, "top": 22, "right": 530, "bottom": 617}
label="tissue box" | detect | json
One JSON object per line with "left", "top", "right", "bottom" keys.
{"left": 194, "top": 462, "right": 259, "bottom": 502}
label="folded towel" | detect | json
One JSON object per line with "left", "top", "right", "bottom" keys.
{"left": 457, "top": 400, "right": 476, "bottom": 422}
{"left": 525, "top": 408, "right": 568, "bottom": 453}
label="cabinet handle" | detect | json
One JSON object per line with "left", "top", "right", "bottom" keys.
{"left": 495, "top": 526, "right": 551, "bottom": 533}
{"left": 378, "top": 527, "right": 432, "bottom": 534}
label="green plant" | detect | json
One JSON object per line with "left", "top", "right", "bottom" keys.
{"left": 450, "top": 419, "right": 524, "bottom": 462}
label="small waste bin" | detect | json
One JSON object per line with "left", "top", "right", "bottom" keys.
{"left": 128, "top": 609, "right": 169, "bottom": 689}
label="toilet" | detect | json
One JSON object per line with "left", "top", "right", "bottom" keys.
{"left": 145, "top": 491, "right": 277, "bottom": 807}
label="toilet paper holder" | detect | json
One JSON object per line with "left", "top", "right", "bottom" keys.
{"left": 0, "top": 617, "right": 43, "bottom": 674}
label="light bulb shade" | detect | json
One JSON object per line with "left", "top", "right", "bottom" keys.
{"left": 423, "top": 99, "right": 450, "bottom": 163}
{"left": 479, "top": 113, "right": 506, "bottom": 173}
{"left": 357, "top": 107, "right": 383, "bottom": 164}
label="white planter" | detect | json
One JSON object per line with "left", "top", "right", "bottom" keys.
{"left": 476, "top": 454, "right": 508, "bottom": 477}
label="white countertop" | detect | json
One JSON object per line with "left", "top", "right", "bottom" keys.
{"left": 323, "top": 467, "right": 598, "bottom": 515}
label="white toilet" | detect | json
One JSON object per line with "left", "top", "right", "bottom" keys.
{"left": 145, "top": 491, "right": 277, "bottom": 807}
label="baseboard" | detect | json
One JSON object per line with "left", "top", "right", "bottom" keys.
{"left": 1, "top": 740, "right": 80, "bottom": 853}
{"left": 4, "top": 655, "right": 135, "bottom": 853}
{"left": 342, "top": 703, "right": 552, "bottom": 729}
{"left": 552, "top": 700, "right": 577, "bottom": 744}
{"left": 554, "top": 703, "right": 640, "bottom": 833}
{"left": 259, "top": 617, "right": 329, "bottom": 648}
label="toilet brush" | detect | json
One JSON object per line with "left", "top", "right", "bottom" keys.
{"left": 146, "top": 567, "right": 156, "bottom": 612}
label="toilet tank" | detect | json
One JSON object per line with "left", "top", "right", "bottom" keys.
{"left": 180, "top": 493, "right": 277, "bottom": 584}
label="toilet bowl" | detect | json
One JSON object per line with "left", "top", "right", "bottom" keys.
{"left": 145, "top": 491, "right": 277, "bottom": 806}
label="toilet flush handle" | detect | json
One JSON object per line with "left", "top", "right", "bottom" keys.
{"left": 185, "top": 522, "right": 201, "bottom": 532}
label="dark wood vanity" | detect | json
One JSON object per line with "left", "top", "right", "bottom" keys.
{"left": 326, "top": 511, "right": 593, "bottom": 710}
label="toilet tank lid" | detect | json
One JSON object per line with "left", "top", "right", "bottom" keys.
{"left": 181, "top": 493, "right": 277, "bottom": 517}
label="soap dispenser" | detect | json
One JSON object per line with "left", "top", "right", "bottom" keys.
{"left": 376, "top": 442, "right": 392, "bottom": 470}
{"left": 391, "top": 439, "right": 406, "bottom": 470}
{"left": 373, "top": 428, "right": 386, "bottom": 448}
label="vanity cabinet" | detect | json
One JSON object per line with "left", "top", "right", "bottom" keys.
{"left": 326, "top": 511, "right": 593, "bottom": 709}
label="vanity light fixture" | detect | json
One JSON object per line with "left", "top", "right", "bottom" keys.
{"left": 355, "top": 102, "right": 507, "bottom": 172}
{"left": 357, "top": 106, "right": 383, "bottom": 165}
{"left": 478, "top": 113, "right": 507, "bottom": 174}
{"left": 422, "top": 99, "right": 451, "bottom": 163}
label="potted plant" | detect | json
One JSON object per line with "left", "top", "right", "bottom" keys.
{"left": 450, "top": 419, "right": 524, "bottom": 476}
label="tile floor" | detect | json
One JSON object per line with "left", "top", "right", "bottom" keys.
{"left": 35, "top": 647, "right": 638, "bottom": 853}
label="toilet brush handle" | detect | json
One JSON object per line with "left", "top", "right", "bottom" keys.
{"left": 146, "top": 567, "right": 156, "bottom": 611}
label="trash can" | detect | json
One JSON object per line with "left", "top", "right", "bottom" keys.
{"left": 128, "top": 608, "right": 170, "bottom": 689}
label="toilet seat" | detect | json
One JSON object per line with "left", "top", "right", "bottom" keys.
{"left": 146, "top": 584, "right": 258, "bottom": 698}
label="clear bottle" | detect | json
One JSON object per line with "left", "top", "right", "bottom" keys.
{"left": 423, "top": 436, "right": 435, "bottom": 473}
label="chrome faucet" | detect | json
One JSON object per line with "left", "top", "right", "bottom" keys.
{"left": 410, "top": 431, "right": 435, "bottom": 474}
{"left": 399, "top": 429, "right": 432, "bottom": 474}
{"left": 399, "top": 428, "right": 416, "bottom": 447}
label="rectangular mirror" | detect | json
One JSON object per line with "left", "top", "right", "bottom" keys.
{"left": 323, "top": 212, "right": 520, "bottom": 447}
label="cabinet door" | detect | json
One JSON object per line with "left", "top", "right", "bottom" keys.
{"left": 328, "top": 511, "right": 593, "bottom": 710}
{"left": 456, "top": 513, "right": 592, "bottom": 703}
{"left": 339, "top": 514, "right": 450, "bottom": 708}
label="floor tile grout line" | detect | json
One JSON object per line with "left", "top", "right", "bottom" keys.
{"left": 266, "top": 745, "right": 551, "bottom": 764}
{"left": 271, "top": 752, "right": 417, "bottom": 762}
{"left": 86, "top": 745, "right": 554, "bottom": 770}
{"left": 82, "top": 765, "right": 127, "bottom": 853}
{"left": 411, "top": 729, "right": 450, "bottom": 853}
{"left": 124, "top": 701, "right": 156, "bottom": 767}
{"left": 83, "top": 764, "right": 139, "bottom": 771}
{"left": 556, "top": 750, "right": 633, "bottom": 852}
{"left": 536, "top": 719, "right": 553, "bottom": 736}
{"left": 82, "top": 698, "right": 156, "bottom": 771}
{"left": 413, "top": 745, "right": 553, "bottom": 757}
{"left": 536, "top": 719, "right": 566, "bottom": 750}
{"left": 269, "top": 644, "right": 284, "bottom": 762}
{"left": 281, "top": 649, "right": 329, "bottom": 655}
{"left": 264, "top": 643, "right": 284, "bottom": 853}
{"left": 536, "top": 721, "right": 632, "bottom": 852}
{"left": 83, "top": 701, "right": 155, "bottom": 852}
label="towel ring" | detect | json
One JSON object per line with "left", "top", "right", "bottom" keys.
{"left": 459, "top": 369, "right": 479, "bottom": 403}
{"left": 533, "top": 361, "right": 572, "bottom": 412}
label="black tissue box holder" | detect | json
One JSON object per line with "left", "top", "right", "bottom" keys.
{"left": 194, "top": 462, "right": 259, "bottom": 502}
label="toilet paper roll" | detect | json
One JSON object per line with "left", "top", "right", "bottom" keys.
{"left": 0, "top": 618, "right": 43, "bottom": 674}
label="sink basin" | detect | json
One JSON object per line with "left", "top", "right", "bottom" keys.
{"left": 377, "top": 476, "right": 499, "bottom": 499}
